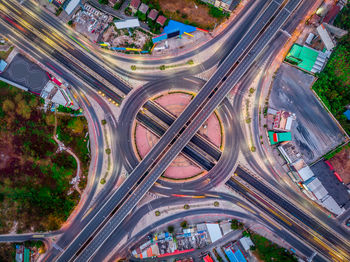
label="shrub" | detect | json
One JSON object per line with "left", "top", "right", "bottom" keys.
{"left": 105, "top": 148, "right": 111, "bottom": 155}
{"left": 251, "top": 146, "right": 256, "bottom": 152}
{"left": 100, "top": 178, "right": 106, "bottom": 184}
{"left": 160, "top": 65, "right": 166, "bottom": 70}
{"left": 131, "top": 65, "right": 137, "bottom": 70}
{"left": 214, "top": 201, "right": 219, "bottom": 207}
{"left": 184, "top": 204, "right": 190, "bottom": 209}
{"left": 155, "top": 210, "right": 160, "bottom": 216}
{"left": 101, "top": 119, "right": 107, "bottom": 125}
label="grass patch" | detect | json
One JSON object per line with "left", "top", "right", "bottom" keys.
{"left": 0, "top": 46, "right": 14, "bottom": 60}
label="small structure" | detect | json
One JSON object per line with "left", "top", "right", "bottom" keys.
{"left": 278, "top": 142, "right": 301, "bottom": 164}
{"left": 63, "top": 0, "right": 81, "bottom": 15}
{"left": 130, "top": 0, "right": 140, "bottom": 14}
{"left": 344, "top": 109, "right": 350, "bottom": 120}
{"left": 273, "top": 110, "right": 295, "bottom": 131}
{"left": 148, "top": 9, "right": 159, "bottom": 21}
{"left": 138, "top": 3, "right": 149, "bottom": 14}
{"left": 156, "top": 15, "right": 167, "bottom": 26}
{"left": 317, "top": 24, "right": 335, "bottom": 51}
{"left": 225, "top": 248, "right": 247, "bottom": 262}
{"left": 114, "top": 18, "right": 140, "bottom": 29}
{"left": 305, "top": 33, "right": 315, "bottom": 45}
{"left": 268, "top": 131, "right": 292, "bottom": 145}
{"left": 239, "top": 236, "right": 254, "bottom": 252}
{"left": 206, "top": 223, "right": 222, "bottom": 243}
{"left": 0, "top": 59, "right": 7, "bottom": 73}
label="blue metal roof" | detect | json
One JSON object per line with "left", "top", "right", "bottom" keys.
{"left": 0, "top": 60, "right": 7, "bottom": 72}
{"left": 163, "top": 20, "right": 196, "bottom": 35}
{"left": 344, "top": 109, "right": 350, "bottom": 120}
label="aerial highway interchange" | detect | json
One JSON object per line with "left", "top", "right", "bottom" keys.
{"left": 0, "top": 0, "right": 350, "bottom": 261}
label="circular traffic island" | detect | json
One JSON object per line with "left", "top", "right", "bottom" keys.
{"left": 132, "top": 91, "right": 223, "bottom": 182}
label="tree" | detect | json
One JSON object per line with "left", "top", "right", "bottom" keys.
{"left": 98, "top": 0, "right": 108, "bottom": 4}
{"left": 68, "top": 20, "right": 73, "bottom": 26}
{"left": 101, "top": 119, "right": 107, "bottom": 125}
{"left": 105, "top": 148, "right": 111, "bottom": 155}
{"left": 167, "top": 225, "right": 174, "bottom": 233}
{"left": 180, "top": 220, "right": 188, "bottom": 229}
{"left": 2, "top": 99, "right": 15, "bottom": 112}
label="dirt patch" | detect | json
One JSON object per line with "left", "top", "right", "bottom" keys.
{"left": 155, "top": 0, "right": 222, "bottom": 29}
{"left": 329, "top": 147, "right": 350, "bottom": 185}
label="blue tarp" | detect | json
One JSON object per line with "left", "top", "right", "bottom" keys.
{"left": 0, "top": 60, "right": 7, "bottom": 73}
{"left": 163, "top": 20, "right": 196, "bottom": 35}
{"left": 344, "top": 109, "right": 350, "bottom": 120}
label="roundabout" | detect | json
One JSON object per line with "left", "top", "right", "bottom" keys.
{"left": 118, "top": 76, "right": 239, "bottom": 190}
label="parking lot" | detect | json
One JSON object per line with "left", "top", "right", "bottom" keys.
{"left": 269, "top": 63, "right": 345, "bottom": 164}
{"left": 0, "top": 53, "right": 49, "bottom": 94}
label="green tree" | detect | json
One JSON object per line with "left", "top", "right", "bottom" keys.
{"left": 99, "top": 0, "right": 108, "bottom": 5}
{"left": 180, "top": 220, "right": 188, "bottom": 228}
{"left": 167, "top": 225, "right": 174, "bottom": 233}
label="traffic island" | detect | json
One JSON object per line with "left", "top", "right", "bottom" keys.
{"left": 132, "top": 90, "right": 223, "bottom": 182}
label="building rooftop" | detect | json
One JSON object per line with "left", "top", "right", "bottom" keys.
{"left": 138, "top": 3, "right": 149, "bottom": 14}
{"left": 148, "top": 9, "right": 159, "bottom": 20}
{"left": 206, "top": 223, "right": 222, "bottom": 243}
{"left": 278, "top": 142, "right": 301, "bottom": 164}
{"left": 304, "top": 177, "right": 328, "bottom": 200}
{"left": 317, "top": 24, "right": 335, "bottom": 51}
{"left": 130, "top": 0, "right": 140, "bottom": 9}
{"left": 0, "top": 59, "right": 7, "bottom": 73}
{"left": 285, "top": 44, "right": 320, "bottom": 72}
{"left": 114, "top": 18, "right": 140, "bottom": 29}
{"left": 323, "top": 4, "right": 341, "bottom": 24}
{"left": 321, "top": 195, "right": 344, "bottom": 215}
{"left": 344, "top": 109, "right": 350, "bottom": 120}
{"left": 63, "top": 0, "right": 81, "bottom": 15}
{"left": 156, "top": 15, "right": 167, "bottom": 26}
{"left": 298, "top": 165, "right": 315, "bottom": 182}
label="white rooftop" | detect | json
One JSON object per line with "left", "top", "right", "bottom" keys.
{"left": 114, "top": 19, "right": 140, "bottom": 29}
{"left": 321, "top": 195, "right": 344, "bottom": 216}
{"left": 206, "top": 223, "right": 222, "bottom": 243}
{"left": 304, "top": 177, "right": 328, "bottom": 200}
{"left": 64, "top": 0, "right": 81, "bottom": 15}
{"left": 240, "top": 236, "right": 254, "bottom": 251}
{"left": 298, "top": 166, "right": 315, "bottom": 181}
{"left": 317, "top": 24, "right": 335, "bottom": 51}
{"left": 52, "top": 89, "right": 69, "bottom": 107}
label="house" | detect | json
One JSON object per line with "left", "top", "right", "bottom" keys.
{"left": 63, "top": 0, "right": 81, "bottom": 15}
{"left": 129, "top": 0, "right": 140, "bottom": 14}
{"left": 272, "top": 110, "right": 295, "bottom": 131}
{"left": 138, "top": 3, "right": 149, "bottom": 14}
{"left": 114, "top": 18, "right": 140, "bottom": 29}
{"left": 148, "top": 9, "right": 158, "bottom": 21}
{"left": 156, "top": 15, "right": 167, "bottom": 26}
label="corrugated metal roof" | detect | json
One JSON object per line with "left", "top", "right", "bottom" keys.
{"left": 64, "top": 0, "right": 80, "bottom": 15}
{"left": 321, "top": 195, "right": 344, "bottom": 215}
{"left": 298, "top": 166, "right": 315, "bottom": 181}
{"left": 317, "top": 24, "right": 335, "bottom": 51}
{"left": 114, "top": 19, "right": 140, "bottom": 29}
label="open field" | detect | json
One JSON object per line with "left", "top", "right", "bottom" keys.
{"left": 149, "top": 0, "right": 228, "bottom": 29}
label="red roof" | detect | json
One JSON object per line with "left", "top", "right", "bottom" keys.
{"left": 203, "top": 254, "right": 214, "bottom": 262}
{"left": 156, "top": 15, "right": 167, "bottom": 25}
{"left": 130, "top": 0, "right": 140, "bottom": 9}
{"left": 148, "top": 9, "right": 159, "bottom": 20}
{"left": 323, "top": 5, "right": 340, "bottom": 24}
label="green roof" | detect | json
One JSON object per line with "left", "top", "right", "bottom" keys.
{"left": 277, "top": 132, "right": 292, "bottom": 141}
{"left": 24, "top": 248, "right": 30, "bottom": 262}
{"left": 286, "top": 44, "right": 319, "bottom": 71}
{"left": 268, "top": 131, "right": 292, "bottom": 145}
